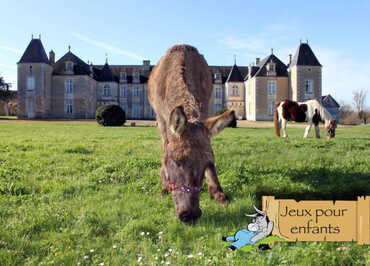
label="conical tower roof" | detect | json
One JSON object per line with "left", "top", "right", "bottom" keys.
{"left": 226, "top": 64, "right": 244, "bottom": 82}
{"left": 18, "top": 38, "right": 50, "bottom": 64}
{"left": 291, "top": 43, "right": 321, "bottom": 67}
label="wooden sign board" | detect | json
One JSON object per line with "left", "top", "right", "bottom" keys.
{"left": 262, "top": 196, "right": 369, "bottom": 244}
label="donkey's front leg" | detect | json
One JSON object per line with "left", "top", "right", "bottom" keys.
{"left": 205, "top": 165, "right": 229, "bottom": 204}
{"left": 304, "top": 123, "right": 312, "bottom": 138}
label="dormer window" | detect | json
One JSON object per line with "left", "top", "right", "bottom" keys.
{"left": 121, "top": 72, "right": 127, "bottom": 80}
{"left": 266, "top": 61, "right": 276, "bottom": 76}
{"left": 214, "top": 73, "right": 221, "bottom": 80}
{"left": 133, "top": 72, "right": 140, "bottom": 83}
{"left": 66, "top": 62, "right": 73, "bottom": 72}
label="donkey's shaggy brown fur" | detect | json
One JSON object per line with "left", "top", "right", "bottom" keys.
{"left": 148, "top": 44, "right": 235, "bottom": 223}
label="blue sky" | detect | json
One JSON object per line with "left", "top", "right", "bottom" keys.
{"left": 1, "top": 0, "right": 369, "bottom": 105}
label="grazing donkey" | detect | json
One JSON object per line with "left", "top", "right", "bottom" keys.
{"left": 274, "top": 99, "right": 337, "bottom": 139}
{"left": 148, "top": 44, "right": 235, "bottom": 224}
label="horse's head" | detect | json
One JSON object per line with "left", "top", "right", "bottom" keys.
{"left": 326, "top": 120, "right": 337, "bottom": 139}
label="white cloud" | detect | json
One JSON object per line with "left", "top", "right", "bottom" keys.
{"left": 72, "top": 33, "right": 144, "bottom": 61}
{"left": 0, "top": 45, "right": 22, "bottom": 54}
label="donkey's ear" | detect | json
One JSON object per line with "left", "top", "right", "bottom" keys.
{"left": 204, "top": 110, "right": 235, "bottom": 138}
{"left": 169, "top": 106, "right": 187, "bottom": 136}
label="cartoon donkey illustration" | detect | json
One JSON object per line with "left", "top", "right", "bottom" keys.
{"left": 223, "top": 205, "right": 274, "bottom": 250}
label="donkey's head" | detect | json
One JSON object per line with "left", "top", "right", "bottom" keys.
{"left": 325, "top": 120, "right": 337, "bottom": 139}
{"left": 162, "top": 106, "right": 235, "bottom": 224}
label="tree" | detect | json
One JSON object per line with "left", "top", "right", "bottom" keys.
{"left": 0, "top": 74, "right": 16, "bottom": 116}
{"left": 353, "top": 89, "right": 368, "bottom": 124}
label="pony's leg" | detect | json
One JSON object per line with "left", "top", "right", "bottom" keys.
{"left": 314, "top": 125, "right": 320, "bottom": 138}
{"left": 304, "top": 123, "right": 312, "bottom": 138}
{"left": 281, "top": 119, "right": 288, "bottom": 138}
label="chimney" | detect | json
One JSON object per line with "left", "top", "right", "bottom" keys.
{"left": 89, "top": 62, "right": 94, "bottom": 77}
{"left": 287, "top": 54, "right": 292, "bottom": 66}
{"left": 255, "top": 58, "right": 260, "bottom": 66}
{"left": 49, "top": 50, "right": 55, "bottom": 64}
{"left": 247, "top": 65, "right": 252, "bottom": 80}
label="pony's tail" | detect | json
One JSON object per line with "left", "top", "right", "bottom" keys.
{"left": 274, "top": 102, "right": 280, "bottom": 137}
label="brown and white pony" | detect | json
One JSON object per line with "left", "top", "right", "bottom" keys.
{"left": 274, "top": 99, "right": 337, "bottom": 139}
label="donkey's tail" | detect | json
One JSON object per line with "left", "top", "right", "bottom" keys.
{"left": 274, "top": 102, "right": 280, "bottom": 137}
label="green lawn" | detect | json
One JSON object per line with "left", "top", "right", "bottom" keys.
{"left": 0, "top": 122, "right": 369, "bottom": 265}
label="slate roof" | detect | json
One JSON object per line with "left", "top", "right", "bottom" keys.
{"left": 94, "top": 63, "right": 117, "bottom": 82}
{"left": 53, "top": 51, "right": 91, "bottom": 75}
{"left": 253, "top": 54, "right": 288, "bottom": 77}
{"left": 226, "top": 64, "right": 244, "bottom": 82}
{"left": 291, "top": 43, "right": 321, "bottom": 67}
{"left": 18, "top": 39, "right": 50, "bottom": 64}
{"left": 318, "top": 94, "right": 340, "bottom": 108}
{"left": 208, "top": 65, "right": 249, "bottom": 83}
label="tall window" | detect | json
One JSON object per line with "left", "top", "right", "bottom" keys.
{"left": 103, "top": 85, "right": 111, "bottom": 96}
{"left": 214, "top": 104, "right": 222, "bottom": 113}
{"left": 133, "top": 104, "right": 141, "bottom": 118}
{"left": 65, "top": 79, "right": 73, "bottom": 94}
{"left": 120, "top": 103, "right": 128, "bottom": 112}
{"left": 65, "top": 99, "right": 73, "bottom": 114}
{"left": 120, "top": 86, "right": 126, "bottom": 97}
{"left": 134, "top": 87, "right": 140, "bottom": 97}
{"left": 27, "top": 76, "right": 35, "bottom": 91}
{"left": 268, "top": 80, "right": 276, "bottom": 95}
{"left": 231, "top": 85, "right": 239, "bottom": 96}
{"left": 305, "top": 80, "right": 313, "bottom": 94}
{"left": 215, "top": 87, "right": 222, "bottom": 98}
{"left": 214, "top": 73, "right": 221, "bottom": 80}
{"left": 268, "top": 101, "right": 275, "bottom": 115}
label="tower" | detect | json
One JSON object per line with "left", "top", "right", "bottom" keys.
{"left": 17, "top": 37, "right": 53, "bottom": 119}
{"left": 289, "top": 42, "right": 322, "bottom": 102}
{"left": 225, "top": 62, "right": 245, "bottom": 119}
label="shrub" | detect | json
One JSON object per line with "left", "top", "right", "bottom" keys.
{"left": 214, "top": 108, "right": 237, "bottom": 128}
{"left": 96, "top": 105, "right": 126, "bottom": 126}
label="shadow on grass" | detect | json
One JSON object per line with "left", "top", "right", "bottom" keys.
{"left": 255, "top": 168, "right": 369, "bottom": 201}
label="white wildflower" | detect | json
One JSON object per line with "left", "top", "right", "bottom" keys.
{"left": 155, "top": 256, "right": 158, "bottom": 260}
{"left": 146, "top": 232, "right": 150, "bottom": 235}
{"left": 83, "top": 255, "right": 89, "bottom": 260}
{"left": 165, "top": 262, "right": 170, "bottom": 265}
{"left": 158, "top": 231, "right": 163, "bottom": 235}
{"left": 90, "top": 249, "right": 94, "bottom": 253}
{"left": 168, "top": 248, "right": 173, "bottom": 253}
{"left": 138, "top": 256, "right": 142, "bottom": 262}
{"left": 187, "top": 254, "right": 194, "bottom": 258}
{"left": 157, "top": 248, "right": 160, "bottom": 252}
{"left": 113, "top": 244, "right": 117, "bottom": 249}
{"left": 164, "top": 253, "right": 169, "bottom": 257}
{"left": 140, "top": 232, "right": 145, "bottom": 236}
{"left": 198, "top": 252, "right": 203, "bottom": 256}
{"left": 161, "top": 260, "right": 164, "bottom": 264}
{"left": 99, "top": 263, "right": 104, "bottom": 266}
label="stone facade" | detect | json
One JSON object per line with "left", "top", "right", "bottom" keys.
{"left": 17, "top": 38, "right": 323, "bottom": 121}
